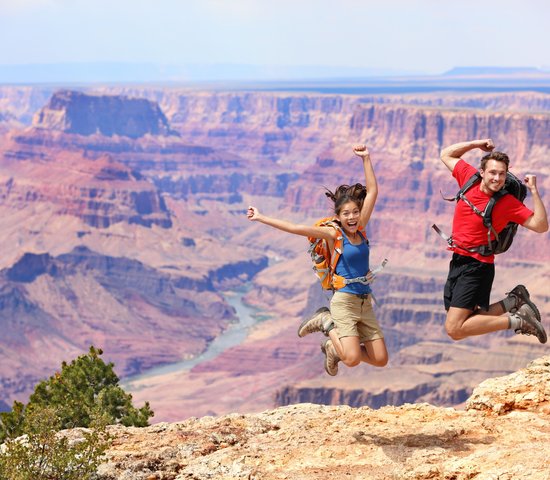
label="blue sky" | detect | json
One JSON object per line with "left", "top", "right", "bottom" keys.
{"left": 0, "top": 0, "right": 549, "bottom": 76}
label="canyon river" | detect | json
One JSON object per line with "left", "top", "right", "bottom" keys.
{"left": 121, "top": 288, "right": 260, "bottom": 386}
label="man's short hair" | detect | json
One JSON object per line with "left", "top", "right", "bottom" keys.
{"left": 480, "top": 151, "right": 510, "bottom": 171}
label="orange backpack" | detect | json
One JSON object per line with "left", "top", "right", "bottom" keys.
{"left": 308, "top": 217, "right": 368, "bottom": 290}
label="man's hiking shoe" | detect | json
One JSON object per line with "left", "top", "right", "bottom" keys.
{"left": 512, "top": 303, "right": 547, "bottom": 344}
{"left": 321, "top": 339, "right": 340, "bottom": 376}
{"left": 298, "top": 307, "right": 333, "bottom": 338}
{"left": 507, "top": 284, "right": 541, "bottom": 321}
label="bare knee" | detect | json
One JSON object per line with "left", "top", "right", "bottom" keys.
{"left": 374, "top": 356, "right": 389, "bottom": 367}
{"left": 445, "top": 308, "right": 472, "bottom": 341}
{"left": 341, "top": 353, "right": 361, "bottom": 367}
{"left": 445, "top": 323, "right": 465, "bottom": 341}
{"left": 371, "top": 353, "right": 388, "bottom": 367}
{"left": 445, "top": 325, "right": 463, "bottom": 340}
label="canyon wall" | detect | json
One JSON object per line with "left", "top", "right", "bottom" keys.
{"left": 0, "top": 86, "right": 548, "bottom": 422}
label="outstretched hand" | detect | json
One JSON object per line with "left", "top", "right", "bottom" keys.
{"left": 353, "top": 144, "right": 370, "bottom": 158}
{"left": 247, "top": 206, "right": 260, "bottom": 221}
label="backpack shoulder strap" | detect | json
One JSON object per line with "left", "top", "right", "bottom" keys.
{"left": 329, "top": 224, "right": 344, "bottom": 273}
{"left": 481, "top": 189, "right": 508, "bottom": 229}
{"left": 441, "top": 171, "right": 481, "bottom": 202}
{"left": 358, "top": 227, "right": 369, "bottom": 244}
{"left": 457, "top": 172, "right": 482, "bottom": 198}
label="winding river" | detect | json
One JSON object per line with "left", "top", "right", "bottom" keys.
{"left": 122, "top": 288, "right": 260, "bottom": 385}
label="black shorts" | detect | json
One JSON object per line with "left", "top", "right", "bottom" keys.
{"left": 443, "top": 253, "right": 495, "bottom": 311}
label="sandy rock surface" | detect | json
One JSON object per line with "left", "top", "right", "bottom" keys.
{"left": 97, "top": 356, "right": 550, "bottom": 480}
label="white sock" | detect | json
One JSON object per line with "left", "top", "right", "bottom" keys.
{"left": 508, "top": 313, "right": 521, "bottom": 331}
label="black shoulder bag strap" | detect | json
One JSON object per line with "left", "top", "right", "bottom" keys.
{"left": 481, "top": 189, "right": 508, "bottom": 251}
{"left": 440, "top": 172, "right": 481, "bottom": 202}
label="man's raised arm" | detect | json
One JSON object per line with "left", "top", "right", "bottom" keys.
{"left": 440, "top": 139, "right": 495, "bottom": 172}
{"left": 522, "top": 175, "right": 549, "bottom": 233}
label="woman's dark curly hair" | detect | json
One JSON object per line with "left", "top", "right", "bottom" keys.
{"left": 325, "top": 183, "right": 366, "bottom": 215}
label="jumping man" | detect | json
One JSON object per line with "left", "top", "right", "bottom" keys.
{"left": 439, "top": 138, "right": 548, "bottom": 343}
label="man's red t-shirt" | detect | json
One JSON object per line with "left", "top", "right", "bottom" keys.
{"left": 451, "top": 159, "right": 533, "bottom": 264}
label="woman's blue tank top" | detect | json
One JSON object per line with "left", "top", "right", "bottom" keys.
{"left": 335, "top": 231, "right": 371, "bottom": 295}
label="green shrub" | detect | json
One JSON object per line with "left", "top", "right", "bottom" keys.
{"left": 0, "top": 346, "right": 153, "bottom": 443}
{"left": 0, "top": 346, "right": 154, "bottom": 479}
{"left": 0, "top": 405, "right": 111, "bottom": 480}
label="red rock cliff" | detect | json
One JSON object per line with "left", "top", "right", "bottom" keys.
{"left": 32, "top": 90, "right": 176, "bottom": 138}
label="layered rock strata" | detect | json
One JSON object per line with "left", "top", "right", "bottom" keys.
{"left": 0, "top": 246, "right": 267, "bottom": 400}
{"left": 0, "top": 87, "right": 549, "bottom": 423}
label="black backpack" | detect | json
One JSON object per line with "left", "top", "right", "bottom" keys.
{"left": 432, "top": 171, "right": 527, "bottom": 256}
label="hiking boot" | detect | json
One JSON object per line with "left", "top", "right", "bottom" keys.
{"left": 298, "top": 307, "right": 333, "bottom": 338}
{"left": 506, "top": 284, "right": 541, "bottom": 321}
{"left": 320, "top": 339, "right": 340, "bottom": 376}
{"left": 512, "top": 303, "right": 547, "bottom": 344}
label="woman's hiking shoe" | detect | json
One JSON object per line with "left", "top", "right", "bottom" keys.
{"left": 511, "top": 303, "right": 547, "bottom": 344}
{"left": 298, "top": 307, "right": 333, "bottom": 337}
{"left": 321, "top": 339, "right": 340, "bottom": 376}
{"left": 506, "top": 285, "right": 541, "bottom": 321}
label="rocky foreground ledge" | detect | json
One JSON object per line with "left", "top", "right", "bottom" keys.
{"left": 95, "top": 356, "right": 550, "bottom": 480}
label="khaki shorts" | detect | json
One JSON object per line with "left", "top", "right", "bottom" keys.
{"left": 330, "top": 291, "right": 384, "bottom": 343}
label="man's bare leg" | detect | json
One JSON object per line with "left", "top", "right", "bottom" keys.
{"left": 445, "top": 306, "right": 509, "bottom": 340}
{"left": 446, "top": 289, "right": 541, "bottom": 340}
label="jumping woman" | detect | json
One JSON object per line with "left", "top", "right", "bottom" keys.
{"left": 247, "top": 145, "right": 388, "bottom": 375}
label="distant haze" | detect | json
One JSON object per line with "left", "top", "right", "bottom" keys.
{"left": 0, "top": 62, "right": 421, "bottom": 84}
{"left": 1, "top": 63, "right": 549, "bottom": 85}
{"left": 0, "top": 0, "right": 549, "bottom": 81}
